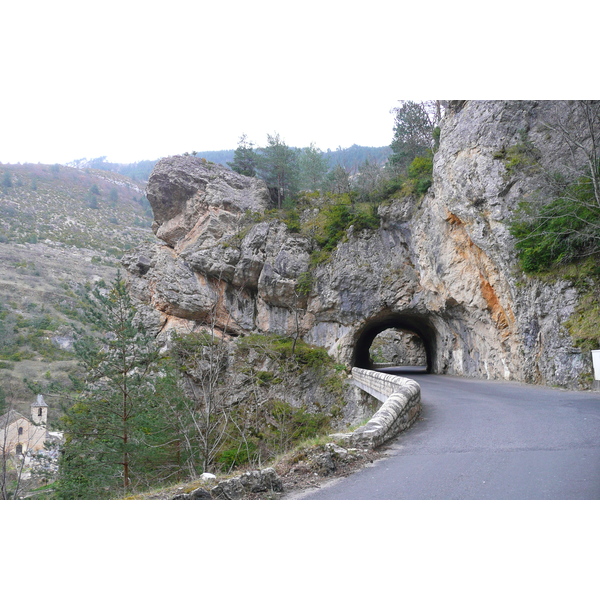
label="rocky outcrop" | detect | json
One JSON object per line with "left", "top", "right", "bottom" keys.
{"left": 170, "top": 468, "right": 284, "bottom": 500}
{"left": 124, "top": 101, "right": 597, "bottom": 390}
{"left": 209, "top": 468, "right": 284, "bottom": 499}
{"left": 123, "top": 155, "right": 312, "bottom": 338}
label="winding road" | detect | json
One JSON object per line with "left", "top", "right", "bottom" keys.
{"left": 295, "top": 367, "right": 600, "bottom": 500}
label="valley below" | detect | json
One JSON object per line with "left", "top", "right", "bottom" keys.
{"left": 0, "top": 163, "right": 154, "bottom": 417}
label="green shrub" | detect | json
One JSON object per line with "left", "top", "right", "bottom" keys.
{"left": 216, "top": 441, "right": 260, "bottom": 470}
{"left": 282, "top": 208, "right": 301, "bottom": 233}
{"left": 266, "top": 399, "right": 331, "bottom": 448}
{"left": 254, "top": 370, "right": 282, "bottom": 386}
{"left": 295, "top": 271, "right": 313, "bottom": 296}
{"left": 505, "top": 131, "right": 541, "bottom": 175}
{"left": 314, "top": 197, "right": 380, "bottom": 252}
{"left": 351, "top": 204, "right": 380, "bottom": 231}
{"left": 407, "top": 154, "right": 433, "bottom": 194}
{"left": 316, "top": 201, "right": 353, "bottom": 251}
{"left": 366, "top": 153, "right": 433, "bottom": 204}
{"left": 237, "top": 333, "right": 332, "bottom": 369}
{"left": 368, "top": 176, "right": 404, "bottom": 204}
{"left": 510, "top": 171, "right": 600, "bottom": 273}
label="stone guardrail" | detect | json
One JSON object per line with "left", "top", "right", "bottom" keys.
{"left": 333, "top": 367, "right": 422, "bottom": 449}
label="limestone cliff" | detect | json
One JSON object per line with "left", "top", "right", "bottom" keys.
{"left": 123, "top": 101, "right": 596, "bottom": 389}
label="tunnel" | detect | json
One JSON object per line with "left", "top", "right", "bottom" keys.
{"left": 351, "top": 312, "right": 439, "bottom": 373}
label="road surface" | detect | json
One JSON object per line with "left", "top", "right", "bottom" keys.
{"left": 296, "top": 368, "right": 600, "bottom": 500}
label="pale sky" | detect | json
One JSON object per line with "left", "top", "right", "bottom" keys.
{"left": 1, "top": 1, "right": 594, "bottom": 166}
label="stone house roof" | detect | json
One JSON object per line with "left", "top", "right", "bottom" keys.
{"left": 0, "top": 409, "right": 29, "bottom": 429}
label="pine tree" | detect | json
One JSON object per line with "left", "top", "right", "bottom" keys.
{"left": 55, "top": 273, "right": 180, "bottom": 499}
{"left": 228, "top": 134, "right": 258, "bottom": 177}
{"left": 299, "top": 143, "right": 329, "bottom": 192}
{"left": 257, "top": 133, "right": 300, "bottom": 208}
{"left": 389, "top": 101, "right": 438, "bottom": 172}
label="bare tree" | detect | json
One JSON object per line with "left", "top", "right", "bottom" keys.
{"left": 542, "top": 101, "right": 600, "bottom": 210}
{"left": 164, "top": 272, "right": 252, "bottom": 476}
{"left": 510, "top": 101, "right": 600, "bottom": 270}
{"left": 324, "top": 164, "right": 351, "bottom": 195}
{"left": 168, "top": 326, "right": 232, "bottom": 475}
{"left": 353, "top": 159, "right": 387, "bottom": 201}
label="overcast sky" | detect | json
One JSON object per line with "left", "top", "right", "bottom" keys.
{"left": 1, "top": 1, "right": 595, "bottom": 166}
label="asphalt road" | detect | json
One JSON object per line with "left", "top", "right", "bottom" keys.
{"left": 296, "top": 368, "right": 600, "bottom": 500}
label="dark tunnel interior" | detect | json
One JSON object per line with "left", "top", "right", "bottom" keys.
{"left": 352, "top": 313, "right": 438, "bottom": 372}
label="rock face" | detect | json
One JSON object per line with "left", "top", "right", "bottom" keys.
{"left": 124, "top": 101, "right": 596, "bottom": 389}
{"left": 370, "top": 329, "right": 427, "bottom": 365}
{"left": 123, "top": 155, "right": 311, "bottom": 338}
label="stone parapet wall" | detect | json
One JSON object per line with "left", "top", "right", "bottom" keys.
{"left": 333, "top": 368, "right": 421, "bottom": 449}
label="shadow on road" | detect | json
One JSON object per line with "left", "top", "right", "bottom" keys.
{"left": 374, "top": 365, "right": 428, "bottom": 376}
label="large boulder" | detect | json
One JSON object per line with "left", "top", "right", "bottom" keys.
{"left": 147, "top": 155, "right": 270, "bottom": 249}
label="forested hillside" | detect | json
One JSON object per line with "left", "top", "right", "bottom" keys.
{"left": 68, "top": 144, "right": 392, "bottom": 184}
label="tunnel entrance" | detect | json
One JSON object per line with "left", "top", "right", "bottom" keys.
{"left": 352, "top": 313, "right": 437, "bottom": 373}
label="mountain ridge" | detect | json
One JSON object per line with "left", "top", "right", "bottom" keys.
{"left": 64, "top": 144, "right": 393, "bottom": 182}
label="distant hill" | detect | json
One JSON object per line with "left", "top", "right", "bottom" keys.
{"left": 68, "top": 144, "right": 392, "bottom": 183}
{"left": 0, "top": 163, "right": 154, "bottom": 417}
{"left": 68, "top": 157, "right": 161, "bottom": 182}
{"left": 322, "top": 145, "right": 392, "bottom": 174}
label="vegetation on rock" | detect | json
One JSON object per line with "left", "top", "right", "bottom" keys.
{"left": 507, "top": 101, "right": 600, "bottom": 350}
{"left": 508, "top": 103, "right": 600, "bottom": 273}
{"left": 51, "top": 271, "right": 350, "bottom": 499}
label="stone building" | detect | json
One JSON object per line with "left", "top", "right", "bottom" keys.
{"left": 0, "top": 395, "right": 49, "bottom": 456}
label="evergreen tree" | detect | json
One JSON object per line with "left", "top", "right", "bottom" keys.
{"left": 299, "top": 143, "right": 329, "bottom": 192}
{"left": 55, "top": 273, "right": 179, "bottom": 499}
{"left": 257, "top": 133, "right": 300, "bottom": 208}
{"left": 389, "top": 101, "right": 438, "bottom": 172}
{"left": 228, "top": 134, "right": 258, "bottom": 177}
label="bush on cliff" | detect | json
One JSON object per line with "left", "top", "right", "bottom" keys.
{"left": 510, "top": 165, "right": 600, "bottom": 273}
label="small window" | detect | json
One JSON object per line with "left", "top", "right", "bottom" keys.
{"left": 38, "top": 407, "right": 43, "bottom": 416}
{"left": 18, "top": 427, "right": 23, "bottom": 435}
{"left": 16, "top": 444, "right": 23, "bottom": 455}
